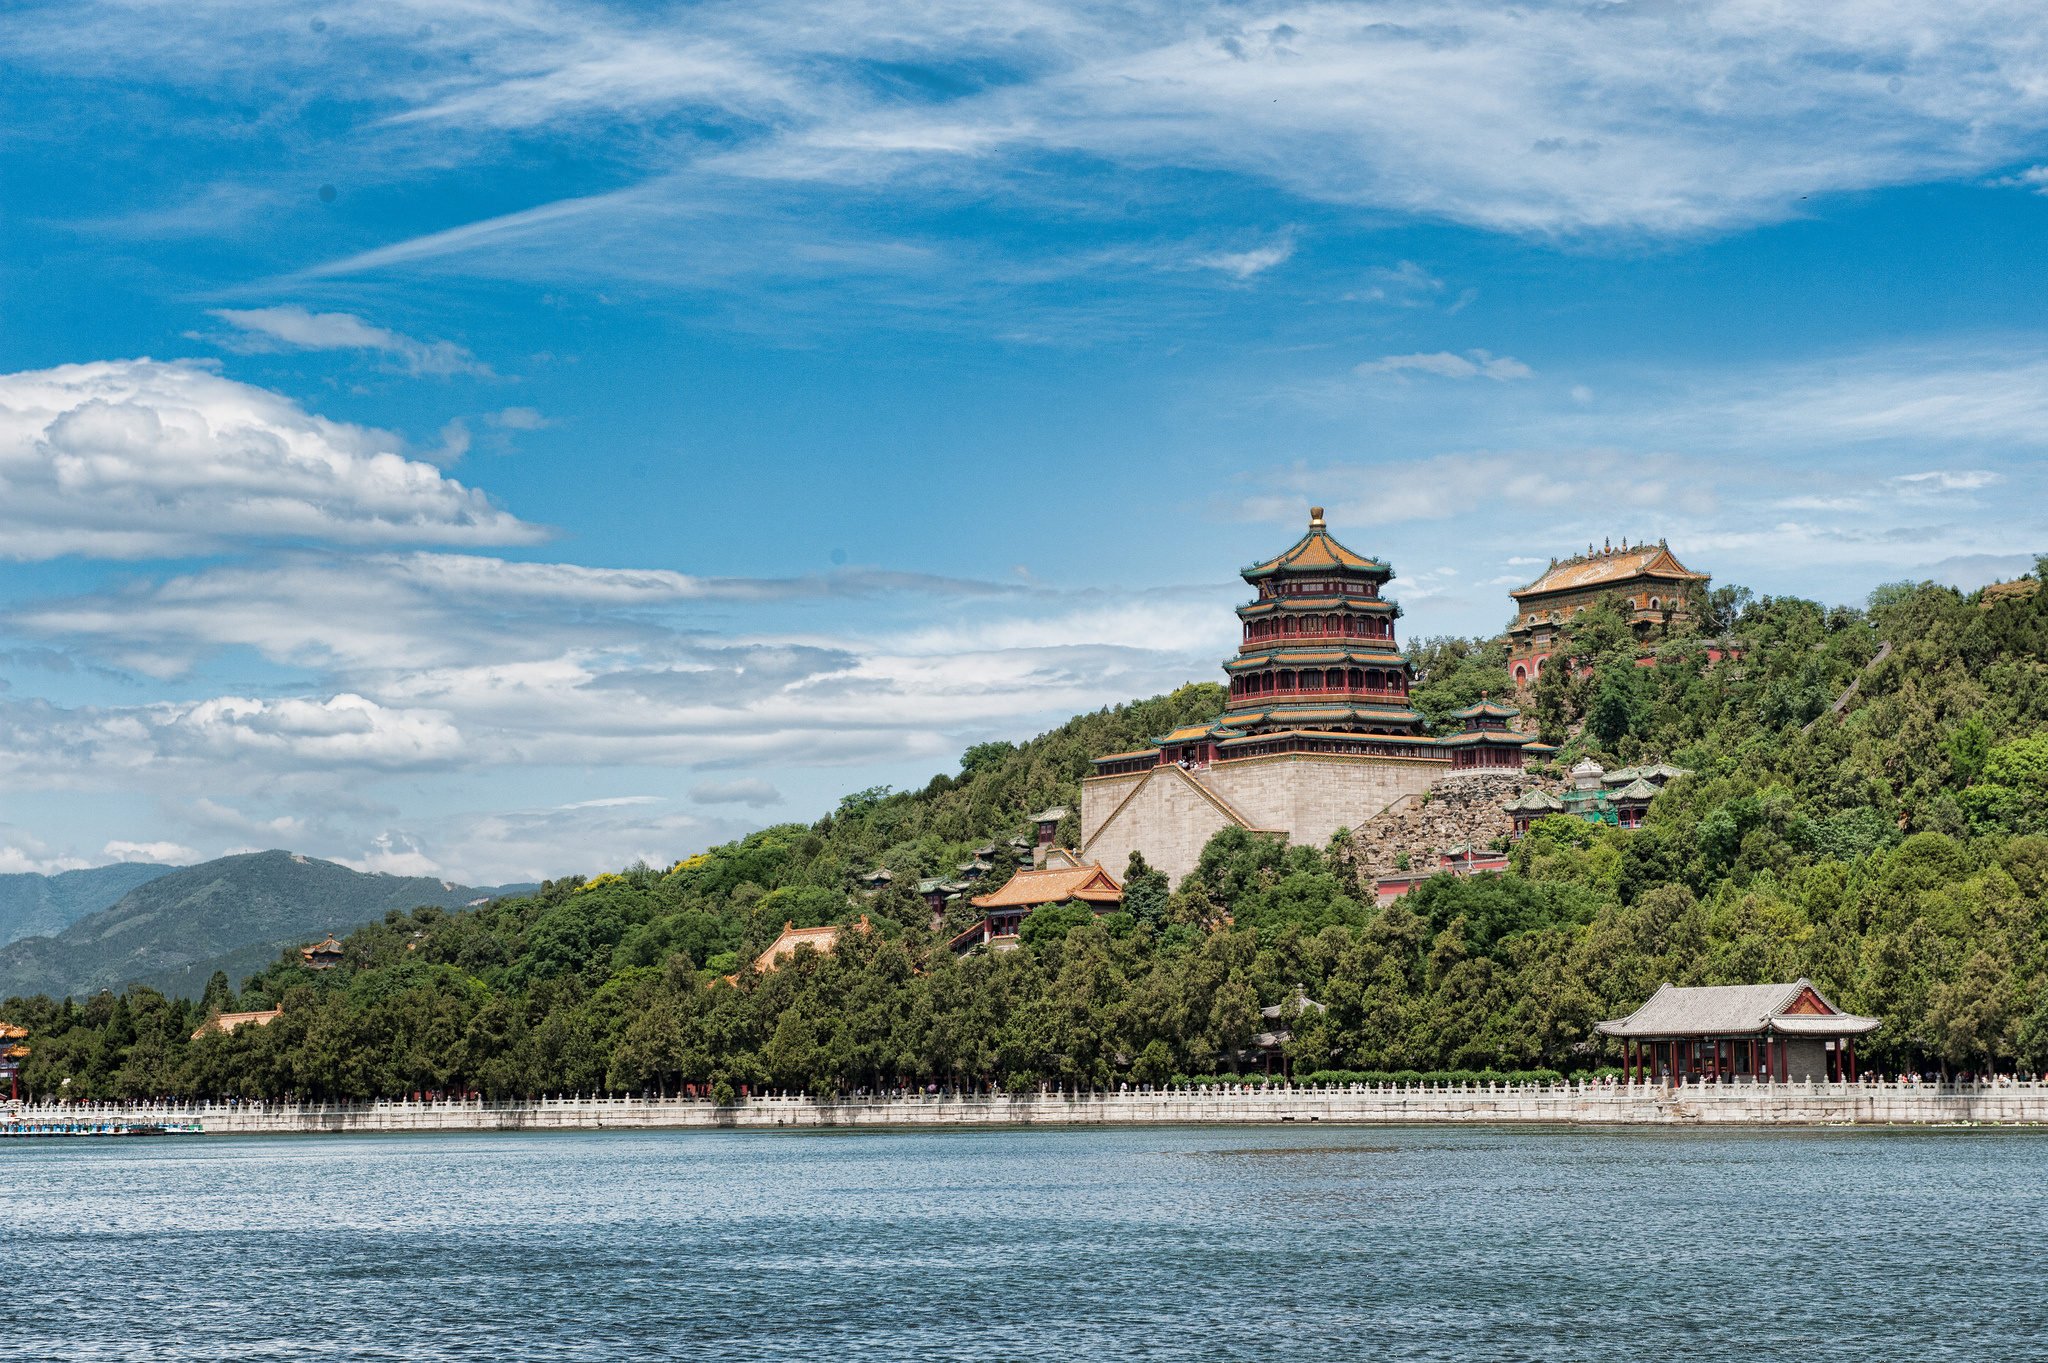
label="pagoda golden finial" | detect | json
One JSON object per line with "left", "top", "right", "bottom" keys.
{"left": 1309, "top": 506, "right": 1325, "bottom": 528}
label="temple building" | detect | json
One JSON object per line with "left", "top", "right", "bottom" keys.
{"left": 1081, "top": 509, "right": 1569, "bottom": 886}
{"left": 950, "top": 865, "right": 1124, "bottom": 954}
{"left": 1504, "top": 538, "right": 1710, "bottom": 686}
{"left": 301, "top": 936, "right": 344, "bottom": 970}
{"left": 1081, "top": 509, "right": 1454, "bottom": 885}
{"left": 1438, "top": 696, "right": 1550, "bottom": 770}
{"left": 1596, "top": 980, "right": 1880, "bottom": 1084}
{"left": 753, "top": 916, "right": 870, "bottom": 974}
{"left": 190, "top": 1008, "right": 284, "bottom": 1040}
{"left": 1558, "top": 759, "right": 1691, "bottom": 828}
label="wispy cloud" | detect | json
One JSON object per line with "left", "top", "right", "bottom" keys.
{"left": 1343, "top": 260, "right": 1444, "bottom": 306}
{"left": 202, "top": 307, "right": 494, "bottom": 377}
{"left": 31, "top": 0, "right": 2047, "bottom": 308}
{"left": 1189, "top": 237, "right": 1297, "bottom": 280}
{"left": 1355, "top": 350, "right": 1532, "bottom": 381}
{"left": 1699, "top": 347, "right": 2048, "bottom": 449}
{"left": 1226, "top": 450, "right": 1713, "bottom": 528}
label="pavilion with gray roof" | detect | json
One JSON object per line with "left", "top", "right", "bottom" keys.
{"left": 1595, "top": 979, "right": 1880, "bottom": 1084}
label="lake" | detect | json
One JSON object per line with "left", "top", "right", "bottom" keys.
{"left": 6, "top": 1125, "right": 2045, "bottom": 1359}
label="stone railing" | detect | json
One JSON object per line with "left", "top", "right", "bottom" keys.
{"left": 11, "top": 1077, "right": 2048, "bottom": 1134}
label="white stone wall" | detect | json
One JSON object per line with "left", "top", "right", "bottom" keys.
{"left": 42, "top": 1084, "right": 2048, "bottom": 1133}
{"left": 1082, "top": 754, "right": 1444, "bottom": 886}
{"left": 1081, "top": 765, "right": 1254, "bottom": 885}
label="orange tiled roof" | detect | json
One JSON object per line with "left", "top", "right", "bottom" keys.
{"left": 972, "top": 865, "right": 1123, "bottom": 908}
{"left": 753, "top": 915, "right": 870, "bottom": 973}
{"left": 1511, "top": 543, "right": 1706, "bottom": 599}
{"left": 1242, "top": 509, "right": 1386, "bottom": 579}
{"left": 190, "top": 1008, "right": 283, "bottom": 1041}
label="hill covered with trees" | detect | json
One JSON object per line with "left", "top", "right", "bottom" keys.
{"left": 7, "top": 563, "right": 2048, "bottom": 1100}
{"left": 0, "top": 852, "right": 538, "bottom": 1002}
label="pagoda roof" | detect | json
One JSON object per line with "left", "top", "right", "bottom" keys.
{"left": 1511, "top": 541, "right": 1707, "bottom": 600}
{"left": 1159, "top": 723, "right": 1226, "bottom": 743}
{"left": 1028, "top": 806, "right": 1070, "bottom": 823}
{"left": 972, "top": 864, "right": 1123, "bottom": 908}
{"left": 1222, "top": 701, "right": 1425, "bottom": 725}
{"left": 1238, "top": 597, "right": 1396, "bottom": 615}
{"left": 1612, "top": 777, "right": 1661, "bottom": 803}
{"left": 1502, "top": 788, "right": 1567, "bottom": 813}
{"left": 1435, "top": 728, "right": 1540, "bottom": 748}
{"left": 1448, "top": 696, "right": 1519, "bottom": 720}
{"left": 1242, "top": 509, "right": 1389, "bottom": 581}
{"left": 1594, "top": 979, "right": 1879, "bottom": 1040}
{"left": 1226, "top": 649, "right": 1407, "bottom": 670}
{"left": 1093, "top": 748, "right": 1160, "bottom": 763}
{"left": 1218, "top": 727, "right": 1440, "bottom": 749}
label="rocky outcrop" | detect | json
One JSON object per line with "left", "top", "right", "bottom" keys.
{"left": 1352, "top": 771, "right": 1564, "bottom": 878}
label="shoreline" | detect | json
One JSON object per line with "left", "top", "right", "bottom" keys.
{"left": 15, "top": 1081, "right": 2048, "bottom": 1134}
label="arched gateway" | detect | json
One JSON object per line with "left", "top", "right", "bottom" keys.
{"left": 1079, "top": 508, "right": 1556, "bottom": 885}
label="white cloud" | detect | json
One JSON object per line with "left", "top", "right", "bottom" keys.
{"left": 1355, "top": 350, "right": 1531, "bottom": 381}
{"left": 1704, "top": 349, "right": 2048, "bottom": 448}
{"left": 1991, "top": 165, "right": 2048, "bottom": 194}
{"left": 690, "top": 778, "right": 784, "bottom": 807}
{"left": 351, "top": 802, "right": 771, "bottom": 886}
{"left": 488, "top": 407, "right": 552, "bottom": 430}
{"left": 0, "top": 360, "right": 547, "bottom": 560}
{"left": 102, "top": 839, "right": 200, "bottom": 865}
{"left": 334, "top": 831, "right": 443, "bottom": 878}
{"left": 204, "top": 307, "right": 494, "bottom": 377}
{"left": 1890, "top": 470, "right": 2003, "bottom": 494}
{"left": 1189, "top": 239, "right": 1296, "bottom": 280}
{"left": 0, "top": 838, "right": 91, "bottom": 875}
{"left": 22, "top": 0, "right": 2046, "bottom": 313}
{"left": 1343, "top": 261, "right": 1444, "bottom": 305}
{"left": 0, "top": 554, "right": 1227, "bottom": 819}
{"left": 1230, "top": 450, "right": 1709, "bottom": 528}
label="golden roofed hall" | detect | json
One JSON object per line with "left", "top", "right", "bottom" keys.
{"left": 1505, "top": 537, "right": 1710, "bottom": 685}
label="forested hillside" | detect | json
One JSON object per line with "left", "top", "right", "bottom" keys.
{"left": 7, "top": 564, "right": 2048, "bottom": 1100}
{"left": 0, "top": 862, "right": 177, "bottom": 948}
{"left": 0, "top": 852, "right": 539, "bottom": 1001}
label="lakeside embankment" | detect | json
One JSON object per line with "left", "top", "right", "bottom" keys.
{"left": 16, "top": 1079, "right": 2048, "bottom": 1133}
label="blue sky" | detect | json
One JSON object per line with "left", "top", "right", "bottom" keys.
{"left": 3, "top": 0, "right": 2046, "bottom": 883}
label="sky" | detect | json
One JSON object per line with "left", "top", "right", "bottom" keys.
{"left": 3, "top": 0, "right": 2047, "bottom": 884}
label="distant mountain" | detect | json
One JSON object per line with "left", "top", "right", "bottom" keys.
{"left": 0, "top": 862, "right": 182, "bottom": 948}
{"left": 0, "top": 850, "right": 537, "bottom": 1001}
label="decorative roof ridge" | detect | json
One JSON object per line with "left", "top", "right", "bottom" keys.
{"left": 1240, "top": 507, "right": 1389, "bottom": 580}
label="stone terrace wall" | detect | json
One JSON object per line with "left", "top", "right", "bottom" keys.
{"left": 24, "top": 1082, "right": 2048, "bottom": 1134}
{"left": 1352, "top": 770, "right": 1564, "bottom": 878}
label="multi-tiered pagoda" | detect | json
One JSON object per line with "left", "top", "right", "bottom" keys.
{"left": 1080, "top": 508, "right": 1560, "bottom": 886}
{"left": 1097, "top": 508, "right": 1434, "bottom": 774}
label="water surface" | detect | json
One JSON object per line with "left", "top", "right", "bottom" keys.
{"left": 7, "top": 1125, "right": 2045, "bottom": 1359}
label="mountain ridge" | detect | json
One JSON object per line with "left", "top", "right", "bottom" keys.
{"left": 0, "top": 862, "right": 185, "bottom": 948}
{"left": 0, "top": 850, "right": 536, "bottom": 1000}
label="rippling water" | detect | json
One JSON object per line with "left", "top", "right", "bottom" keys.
{"left": 7, "top": 1125, "right": 2047, "bottom": 1360}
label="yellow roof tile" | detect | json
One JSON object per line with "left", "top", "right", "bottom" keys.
{"left": 1512, "top": 544, "right": 1707, "bottom": 599}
